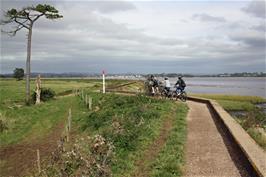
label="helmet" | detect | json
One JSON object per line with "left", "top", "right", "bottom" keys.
{"left": 164, "top": 77, "right": 168, "bottom": 80}
{"left": 178, "top": 75, "right": 182, "bottom": 79}
{"left": 151, "top": 75, "right": 154, "bottom": 78}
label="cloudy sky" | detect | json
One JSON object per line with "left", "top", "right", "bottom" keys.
{"left": 1, "top": 0, "right": 265, "bottom": 74}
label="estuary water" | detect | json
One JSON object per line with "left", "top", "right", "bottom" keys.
{"left": 167, "top": 77, "right": 266, "bottom": 98}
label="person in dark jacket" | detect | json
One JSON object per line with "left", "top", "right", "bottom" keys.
{"left": 175, "top": 76, "right": 186, "bottom": 95}
{"left": 150, "top": 75, "right": 159, "bottom": 95}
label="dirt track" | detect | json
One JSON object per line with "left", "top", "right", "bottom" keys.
{"left": 0, "top": 120, "right": 65, "bottom": 176}
{"left": 185, "top": 101, "right": 251, "bottom": 177}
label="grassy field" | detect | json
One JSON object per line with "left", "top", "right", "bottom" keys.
{"left": 0, "top": 78, "right": 187, "bottom": 176}
{"left": 192, "top": 94, "right": 266, "bottom": 150}
{"left": 0, "top": 78, "right": 102, "bottom": 146}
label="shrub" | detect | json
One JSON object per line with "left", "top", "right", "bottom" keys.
{"left": 13, "top": 68, "right": 24, "bottom": 80}
{"left": 40, "top": 135, "right": 114, "bottom": 177}
{"left": 31, "top": 88, "right": 55, "bottom": 102}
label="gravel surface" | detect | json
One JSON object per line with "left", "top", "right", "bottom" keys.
{"left": 184, "top": 101, "right": 250, "bottom": 177}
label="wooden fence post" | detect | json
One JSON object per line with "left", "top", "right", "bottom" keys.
{"left": 85, "top": 94, "right": 88, "bottom": 106}
{"left": 89, "top": 97, "right": 92, "bottom": 110}
{"left": 68, "top": 108, "right": 71, "bottom": 132}
{"left": 66, "top": 108, "right": 71, "bottom": 142}
{"left": 66, "top": 124, "right": 69, "bottom": 142}
{"left": 37, "top": 149, "right": 41, "bottom": 173}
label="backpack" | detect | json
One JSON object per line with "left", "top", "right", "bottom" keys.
{"left": 181, "top": 80, "right": 186, "bottom": 87}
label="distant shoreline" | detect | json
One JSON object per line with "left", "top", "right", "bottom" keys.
{"left": 0, "top": 72, "right": 265, "bottom": 78}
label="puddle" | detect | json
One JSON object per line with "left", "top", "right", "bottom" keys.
{"left": 255, "top": 103, "right": 266, "bottom": 114}
{"left": 228, "top": 111, "right": 247, "bottom": 118}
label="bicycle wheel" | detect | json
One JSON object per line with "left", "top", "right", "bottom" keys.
{"left": 180, "top": 91, "right": 187, "bottom": 102}
{"left": 160, "top": 90, "right": 166, "bottom": 99}
{"left": 172, "top": 91, "right": 178, "bottom": 101}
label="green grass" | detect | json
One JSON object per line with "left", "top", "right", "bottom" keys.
{"left": 0, "top": 78, "right": 187, "bottom": 176}
{"left": 216, "top": 100, "right": 255, "bottom": 111}
{"left": 0, "top": 78, "right": 142, "bottom": 146}
{"left": 191, "top": 94, "right": 266, "bottom": 104}
{"left": 0, "top": 78, "right": 143, "bottom": 105}
{"left": 0, "top": 79, "right": 99, "bottom": 105}
{"left": 247, "top": 128, "right": 266, "bottom": 150}
{"left": 0, "top": 78, "right": 99, "bottom": 145}
{"left": 76, "top": 92, "right": 187, "bottom": 176}
{"left": 151, "top": 104, "right": 187, "bottom": 177}
{"left": 0, "top": 96, "right": 88, "bottom": 146}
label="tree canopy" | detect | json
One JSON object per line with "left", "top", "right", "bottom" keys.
{"left": 1, "top": 4, "right": 63, "bottom": 36}
{"left": 13, "top": 68, "right": 24, "bottom": 80}
{"left": 1, "top": 4, "right": 62, "bottom": 104}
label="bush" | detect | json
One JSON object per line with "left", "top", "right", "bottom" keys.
{"left": 40, "top": 135, "right": 114, "bottom": 177}
{"left": 13, "top": 68, "right": 24, "bottom": 80}
{"left": 32, "top": 88, "right": 55, "bottom": 102}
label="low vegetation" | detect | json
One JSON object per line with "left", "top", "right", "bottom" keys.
{"left": 76, "top": 92, "right": 187, "bottom": 176}
{"left": 192, "top": 94, "right": 266, "bottom": 150}
{"left": 0, "top": 78, "right": 187, "bottom": 177}
{"left": 31, "top": 87, "right": 56, "bottom": 102}
{"left": 151, "top": 105, "right": 187, "bottom": 176}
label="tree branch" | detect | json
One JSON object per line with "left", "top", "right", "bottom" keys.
{"left": 32, "top": 13, "right": 44, "bottom": 22}
{"left": 14, "top": 18, "right": 30, "bottom": 30}
{"left": 14, "top": 15, "right": 28, "bottom": 20}
{"left": 1, "top": 24, "right": 24, "bottom": 36}
{"left": 11, "top": 25, "right": 24, "bottom": 36}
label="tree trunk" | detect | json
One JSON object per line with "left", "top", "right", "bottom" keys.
{"left": 35, "top": 74, "right": 41, "bottom": 104}
{"left": 25, "top": 24, "right": 33, "bottom": 104}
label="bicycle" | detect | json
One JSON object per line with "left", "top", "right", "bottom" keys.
{"left": 159, "top": 86, "right": 172, "bottom": 99}
{"left": 172, "top": 89, "right": 187, "bottom": 102}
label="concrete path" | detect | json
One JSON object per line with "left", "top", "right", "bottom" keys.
{"left": 185, "top": 101, "right": 250, "bottom": 177}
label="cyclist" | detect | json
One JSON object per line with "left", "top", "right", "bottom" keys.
{"left": 153, "top": 76, "right": 159, "bottom": 94}
{"left": 149, "top": 75, "right": 157, "bottom": 96}
{"left": 164, "top": 77, "right": 171, "bottom": 94}
{"left": 175, "top": 76, "right": 186, "bottom": 95}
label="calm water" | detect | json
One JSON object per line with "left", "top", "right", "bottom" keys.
{"left": 167, "top": 77, "right": 266, "bottom": 98}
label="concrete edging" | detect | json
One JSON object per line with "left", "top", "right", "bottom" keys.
{"left": 188, "top": 96, "right": 266, "bottom": 177}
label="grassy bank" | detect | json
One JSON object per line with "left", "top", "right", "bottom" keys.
{"left": 76, "top": 92, "right": 187, "bottom": 176}
{"left": 1, "top": 78, "right": 187, "bottom": 176}
{"left": 192, "top": 94, "right": 266, "bottom": 150}
{"left": 36, "top": 93, "right": 188, "bottom": 176}
{"left": 151, "top": 104, "right": 187, "bottom": 176}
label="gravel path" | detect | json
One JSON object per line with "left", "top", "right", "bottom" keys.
{"left": 184, "top": 101, "right": 250, "bottom": 177}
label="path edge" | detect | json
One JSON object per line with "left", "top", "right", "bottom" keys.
{"left": 188, "top": 96, "right": 266, "bottom": 177}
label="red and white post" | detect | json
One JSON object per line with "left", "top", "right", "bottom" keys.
{"left": 102, "top": 70, "right": 106, "bottom": 93}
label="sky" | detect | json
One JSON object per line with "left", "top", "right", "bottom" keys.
{"left": 0, "top": 0, "right": 265, "bottom": 74}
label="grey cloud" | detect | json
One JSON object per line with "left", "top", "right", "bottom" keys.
{"left": 242, "top": 0, "right": 265, "bottom": 18}
{"left": 2, "top": 54, "right": 265, "bottom": 74}
{"left": 1, "top": 1, "right": 265, "bottom": 74}
{"left": 192, "top": 13, "right": 226, "bottom": 23}
{"left": 88, "top": 1, "right": 136, "bottom": 13}
{"left": 250, "top": 23, "right": 266, "bottom": 32}
{"left": 229, "top": 33, "right": 265, "bottom": 48}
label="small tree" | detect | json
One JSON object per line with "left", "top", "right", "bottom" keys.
{"left": 1, "top": 4, "right": 63, "bottom": 104}
{"left": 13, "top": 68, "right": 24, "bottom": 80}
